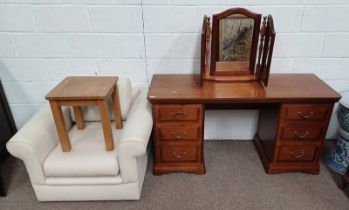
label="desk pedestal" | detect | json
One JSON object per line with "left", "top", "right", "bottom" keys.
{"left": 254, "top": 103, "right": 333, "bottom": 174}
{"left": 152, "top": 104, "right": 206, "bottom": 175}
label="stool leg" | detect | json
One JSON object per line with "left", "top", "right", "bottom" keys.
{"left": 98, "top": 100, "right": 114, "bottom": 151}
{"left": 49, "top": 101, "right": 71, "bottom": 152}
{"left": 111, "top": 86, "right": 123, "bottom": 129}
{"left": 73, "top": 106, "right": 84, "bottom": 129}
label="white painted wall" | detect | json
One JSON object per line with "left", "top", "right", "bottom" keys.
{"left": 1, "top": 0, "right": 349, "bottom": 140}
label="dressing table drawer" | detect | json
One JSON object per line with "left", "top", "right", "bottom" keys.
{"left": 281, "top": 104, "right": 330, "bottom": 122}
{"left": 154, "top": 104, "right": 202, "bottom": 122}
{"left": 158, "top": 126, "right": 200, "bottom": 141}
{"left": 277, "top": 146, "right": 318, "bottom": 162}
{"left": 160, "top": 145, "right": 199, "bottom": 162}
{"left": 280, "top": 125, "right": 324, "bottom": 141}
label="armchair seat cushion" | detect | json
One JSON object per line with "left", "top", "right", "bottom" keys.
{"left": 44, "top": 122, "right": 122, "bottom": 177}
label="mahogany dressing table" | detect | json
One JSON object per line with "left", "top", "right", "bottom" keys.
{"left": 148, "top": 74, "right": 340, "bottom": 175}
{"left": 147, "top": 8, "right": 341, "bottom": 175}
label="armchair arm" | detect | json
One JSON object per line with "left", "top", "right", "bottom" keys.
{"left": 118, "top": 89, "right": 153, "bottom": 183}
{"left": 6, "top": 104, "right": 72, "bottom": 184}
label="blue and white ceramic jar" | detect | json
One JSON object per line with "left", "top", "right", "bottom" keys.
{"left": 337, "top": 97, "right": 349, "bottom": 132}
{"left": 326, "top": 127, "right": 349, "bottom": 175}
{"left": 326, "top": 96, "right": 349, "bottom": 175}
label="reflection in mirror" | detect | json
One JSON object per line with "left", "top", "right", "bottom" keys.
{"left": 218, "top": 14, "right": 254, "bottom": 72}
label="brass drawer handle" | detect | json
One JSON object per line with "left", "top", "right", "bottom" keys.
{"left": 171, "top": 151, "right": 186, "bottom": 159}
{"left": 171, "top": 111, "right": 187, "bottom": 118}
{"left": 298, "top": 111, "right": 314, "bottom": 119}
{"left": 289, "top": 151, "right": 305, "bottom": 159}
{"left": 293, "top": 130, "right": 309, "bottom": 139}
{"left": 172, "top": 131, "right": 187, "bottom": 140}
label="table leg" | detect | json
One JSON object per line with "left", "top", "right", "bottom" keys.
{"left": 49, "top": 101, "right": 71, "bottom": 152}
{"left": 98, "top": 100, "right": 114, "bottom": 151}
{"left": 73, "top": 106, "right": 84, "bottom": 129}
{"left": 339, "top": 170, "right": 349, "bottom": 190}
{"left": 111, "top": 86, "right": 123, "bottom": 129}
{"left": 0, "top": 162, "right": 5, "bottom": 196}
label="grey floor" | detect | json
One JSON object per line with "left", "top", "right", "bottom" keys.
{"left": 0, "top": 140, "right": 348, "bottom": 210}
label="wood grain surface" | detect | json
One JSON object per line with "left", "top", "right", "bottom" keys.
{"left": 148, "top": 74, "right": 340, "bottom": 103}
{"left": 46, "top": 76, "right": 118, "bottom": 100}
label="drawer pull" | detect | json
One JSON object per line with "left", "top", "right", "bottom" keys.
{"left": 293, "top": 130, "right": 309, "bottom": 139}
{"left": 298, "top": 111, "right": 314, "bottom": 119}
{"left": 171, "top": 151, "right": 186, "bottom": 159}
{"left": 289, "top": 151, "right": 305, "bottom": 159}
{"left": 171, "top": 111, "right": 187, "bottom": 118}
{"left": 172, "top": 131, "right": 187, "bottom": 140}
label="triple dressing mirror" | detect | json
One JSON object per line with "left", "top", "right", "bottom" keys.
{"left": 200, "top": 8, "right": 275, "bottom": 86}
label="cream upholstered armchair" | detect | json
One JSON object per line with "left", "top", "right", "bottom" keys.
{"left": 6, "top": 79, "right": 153, "bottom": 201}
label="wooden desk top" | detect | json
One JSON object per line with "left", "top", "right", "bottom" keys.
{"left": 46, "top": 76, "right": 118, "bottom": 100}
{"left": 148, "top": 74, "right": 341, "bottom": 104}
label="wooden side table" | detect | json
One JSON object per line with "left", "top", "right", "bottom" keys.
{"left": 46, "top": 76, "right": 123, "bottom": 152}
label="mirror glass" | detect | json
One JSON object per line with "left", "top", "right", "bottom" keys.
{"left": 218, "top": 14, "right": 254, "bottom": 72}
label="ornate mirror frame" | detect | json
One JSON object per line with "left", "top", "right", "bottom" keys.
{"left": 210, "top": 8, "right": 262, "bottom": 76}
{"left": 256, "top": 15, "right": 276, "bottom": 86}
{"left": 200, "top": 15, "right": 211, "bottom": 86}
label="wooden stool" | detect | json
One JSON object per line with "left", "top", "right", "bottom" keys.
{"left": 46, "top": 76, "right": 123, "bottom": 152}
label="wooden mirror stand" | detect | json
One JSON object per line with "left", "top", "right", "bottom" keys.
{"left": 200, "top": 8, "right": 276, "bottom": 87}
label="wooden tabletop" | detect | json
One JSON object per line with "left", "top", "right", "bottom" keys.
{"left": 46, "top": 76, "right": 118, "bottom": 100}
{"left": 148, "top": 74, "right": 341, "bottom": 104}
